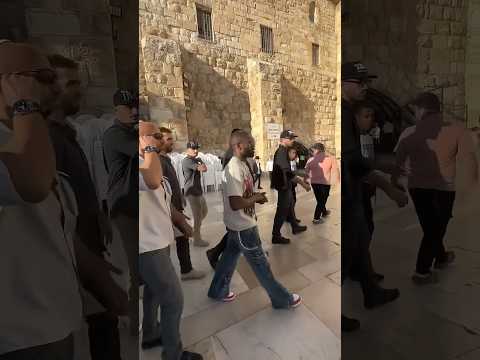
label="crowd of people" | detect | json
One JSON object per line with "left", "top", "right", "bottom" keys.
{"left": 340, "top": 61, "right": 480, "bottom": 332}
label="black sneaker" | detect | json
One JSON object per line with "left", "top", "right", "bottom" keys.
{"left": 272, "top": 236, "right": 291, "bottom": 244}
{"left": 322, "top": 210, "right": 331, "bottom": 217}
{"left": 341, "top": 315, "right": 360, "bottom": 332}
{"left": 292, "top": 225, "right": 307, "bottom": 234}
{"left": 434, "top": 251, "right": 456, "bottom": 269}
{"left": 206, "top": 249, "right": 218, "bottom": 269}
{"left": 364, "top": 287, "right": 400, "bottom": 309}
{"left": 295, "top": 218, "right": 302, "bottom": 223}
{"left": 141, "top": 336, "right": 162, "bottom": 350}
{"left": 181, "top": 351, "right": 203, "bottom": 360}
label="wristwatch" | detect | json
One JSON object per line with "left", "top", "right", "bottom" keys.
{"left": 12, "top": 100, "right": 41, "bottom": 117}
{"left": 144, "top": 145, "right": 159, "bottom": 153}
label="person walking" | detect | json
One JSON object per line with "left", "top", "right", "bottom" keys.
{"left": 182, "top": 141, "right": 209, "bottom": 247}
{"left": 254, "top": 156, "right": 263, "bottom": 189}
{"left": 159, "top": 127, "right": 206, "bottom": 281}
{"left": 392, "top": 92, "right": 479, "bottom": 285}
{"left": 270, "top": 130, "right": 310, "bottom": 244}
{"left": 207, "top": 130, "right": 302, "bottom": 309}
{"left": 304, "top": 143, "right": 340, "bottom": 224}
{"left": 138, "top": 121, "right": 203, "bottom": 360}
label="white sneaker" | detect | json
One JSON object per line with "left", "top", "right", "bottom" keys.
{"left": 312, "top": 218, "right": 324, "bottom": 224}
{"left": 290, "top": 294, "right": 302, "bottom": 308}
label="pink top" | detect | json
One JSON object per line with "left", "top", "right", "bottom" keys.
{"left": 305, "top": 153, "right": 339, "bottom": 185}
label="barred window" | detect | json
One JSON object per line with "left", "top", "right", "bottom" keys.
{"left": 196, "top": 5, "right": 213, "bottom": 41}
{"left": 260, "top": 25, "right": 274, "bottom": 54}
{"left": 312, "top": 43, "right": 319, "bottom": 66}
{"left": 309, "top": 2, "right": 316, "bottom": 23}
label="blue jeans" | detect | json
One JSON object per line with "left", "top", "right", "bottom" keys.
{"left": 208, "top": 226, "right": 293, "bottom": 308}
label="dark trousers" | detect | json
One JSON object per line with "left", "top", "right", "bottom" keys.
{"left": 255, "top": 173, "right": 262, "bottom": 188}
{"left": 409, "top": 188, "right": 456, "bottom": 274}
{"left": 210, "top": 231, "right": 228, "bottom": 262}
{"left": 312, "top": 184, "right": 331, "bottom": 220}
{"left": 86, "top": 313, "right": 121, "bottom": 360}
{"left": 361, "top": 184, "right": 375, "bottom": 237}
{"left": 341, "top": 204, "right": 376, "bottom": 297}
{"left": 272, "top": 188, "right": 298, "bottom": 237}
{"left": 175, "top": 235, "right": 193, "bottom": 274}
{"left": 0, "top": 335, "right": 74, "bottom": 360}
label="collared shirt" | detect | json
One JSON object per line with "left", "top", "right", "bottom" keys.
{"left": 0, "top": 160, "right": 83, "bottom": 354}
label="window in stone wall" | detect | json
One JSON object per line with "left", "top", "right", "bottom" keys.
{"left": 196, "top": 5, "right": 213, "bottom": 41}
{"left": 312, "top": 43, "right": 319, "bottom": 66}
{"left": 260, "top": 25, "right": 274, "bottom": 54}
{"left": 309, "top": 2, "right": 316, "bottom": 23}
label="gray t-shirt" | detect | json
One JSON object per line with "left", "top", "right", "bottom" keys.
{"left": 182, "top": 156, "right": 204, "bottom": 196}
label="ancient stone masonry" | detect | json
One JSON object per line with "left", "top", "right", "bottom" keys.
{"left": 140, "top": 0, "right": 341, "bottom": 161}
{"left": 343, "top": 0, "right": 472, "bottom": 122}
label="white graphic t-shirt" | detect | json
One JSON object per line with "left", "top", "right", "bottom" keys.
{"left": 223, "top": 156, "right": 257, "bottom": 232}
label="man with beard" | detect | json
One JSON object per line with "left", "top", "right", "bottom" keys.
{"left": 158, "top": 126, "right": 206, "bottom": 281}
{"left": 341, "top": 62, "right": 408, "bottom": 332}
{"left": 103, "top": 89, "right": 140, "bottom": 335}
{"left": 47, "top": 54, "right": 124, "bottom": 359}
{"left": 208, "top": 130, "right": 302, "bottom": 309}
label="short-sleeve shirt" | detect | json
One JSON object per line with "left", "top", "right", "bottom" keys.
{"left": 223, "top": 156, "right": 257, "bottom": 232}
{"left": 0, "top": 161, "right": 83, "bottom": 354}
{"left": 139, "top": 156, "right": 175, "bottom": 253}
{"left": 182, "top": 156, "right": 204, "bottom": 196}
{"left": 395, "top": 115, "right": 476, "bottom": 191}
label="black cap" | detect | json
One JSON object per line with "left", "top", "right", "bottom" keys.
{"left": 409, "top": 92, "right": 441, "bottom": 112}
{"left": 113, "top": 89, "right": 138, "bottom": 108}
{"left": 342, "top": 61, "right": 377, "bottom": 81}
{"left": 186, "top": 140, "right": 200, "bottom": 149}
{"left": 280, "top": 129, "right": 298, "bottom": 140}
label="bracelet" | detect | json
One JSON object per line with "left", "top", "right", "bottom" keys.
{"left": 144, "top": 145, "right": 159, "bottom": 153}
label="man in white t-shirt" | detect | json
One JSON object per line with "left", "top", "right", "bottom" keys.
{"left": 207, "top": 130, "right": 302, "bottom": 309}
{"left": 138, "top": 121, "right": 203, "bottom": 360}
{"left": 0, "top": 42, "right": 83, "bottom": 359}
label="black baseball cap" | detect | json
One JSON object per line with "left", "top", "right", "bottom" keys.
{"left": 342, "top": 61, "right": 377, "bottom": 81}
{"left": 409, "top": 92, "right": 441, "bottom": 112}
{"left": 280, "top": 129, "right": 298, "bottom": 140}
{"left": 186, "top": 140, "right": 200, "bottom": 149}
{"left": 113, "top": 89, "right": 138, "bottom": 108}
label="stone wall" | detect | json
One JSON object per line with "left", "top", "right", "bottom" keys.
{"left": 342, "top": 0, "right": 468, "bottom": 120}
{"left": 466, "top": 0, "right": 480, "bottom": 127}
{"left": 140, "top": 0, "right": 341, "bottom": 157}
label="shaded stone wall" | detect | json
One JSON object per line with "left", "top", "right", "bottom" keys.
{"left": 466, "top": 0, "right": 480, "bottom": 127}
{"left": 343, "top": 0, "right": 468, "bottom": 120}
{"left": 140, "top": 0, "right": 340, "bottom": 155}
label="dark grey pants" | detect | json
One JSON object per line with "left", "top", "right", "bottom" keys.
{"left": 0, "top": 334, "right": 74, "bottom": 360}
{"left": 140, "top": 247, "right": 184, "bottom": 360}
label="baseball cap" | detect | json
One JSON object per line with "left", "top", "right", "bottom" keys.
{"left": 186, "top": 140, "right": 200, "bottom": 149}
{"left": 113, "top": 89, "right": 138, "bottom": 108}
{"left": 342, "top": 61, "right": 377, "bottom": 81}
{"left": 409, "top": 92, "right": 441, "bottom": 112}
{"left": 280, "top": 129, "right": 298, "bottom": 140}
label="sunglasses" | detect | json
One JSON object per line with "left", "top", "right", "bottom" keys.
{"left": 12, "top": 69, "right": 58, "bottom": 85}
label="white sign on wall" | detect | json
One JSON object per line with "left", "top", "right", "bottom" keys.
{"left": 266, "top": 123, "right": 283, "bottom": 140}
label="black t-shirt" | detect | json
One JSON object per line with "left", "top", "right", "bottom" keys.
{"left": 182, "top": 156, "right": 204, "bottom": 196}
{"left": 271, "top": 145, "right": 295, "bottom": 191}
{"left": 160, "top": 154, "right": 184, "bottom": 211}
{"left": 49, "top": 121, "right": 105, "bottom": 254}
{"left": 341, "top": 100, "right": 372, "bottom": 208}
{"left": 103, "top": 120, "right": 139, "bottom": 218}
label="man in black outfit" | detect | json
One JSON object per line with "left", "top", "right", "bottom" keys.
{"left": 103, "top": 89, "right": 140, "bottom": 336}
{"left": 341, "top": 62, "right": 408, "bottom": 332}
{"left": 48, "top": 54, "right": 125, "bottom": 359}
{"left": 271, "top": 130, "right": 310, "bottom": 244}
{"left": 158, "top": 126, "right": 206, "bottom": 281}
